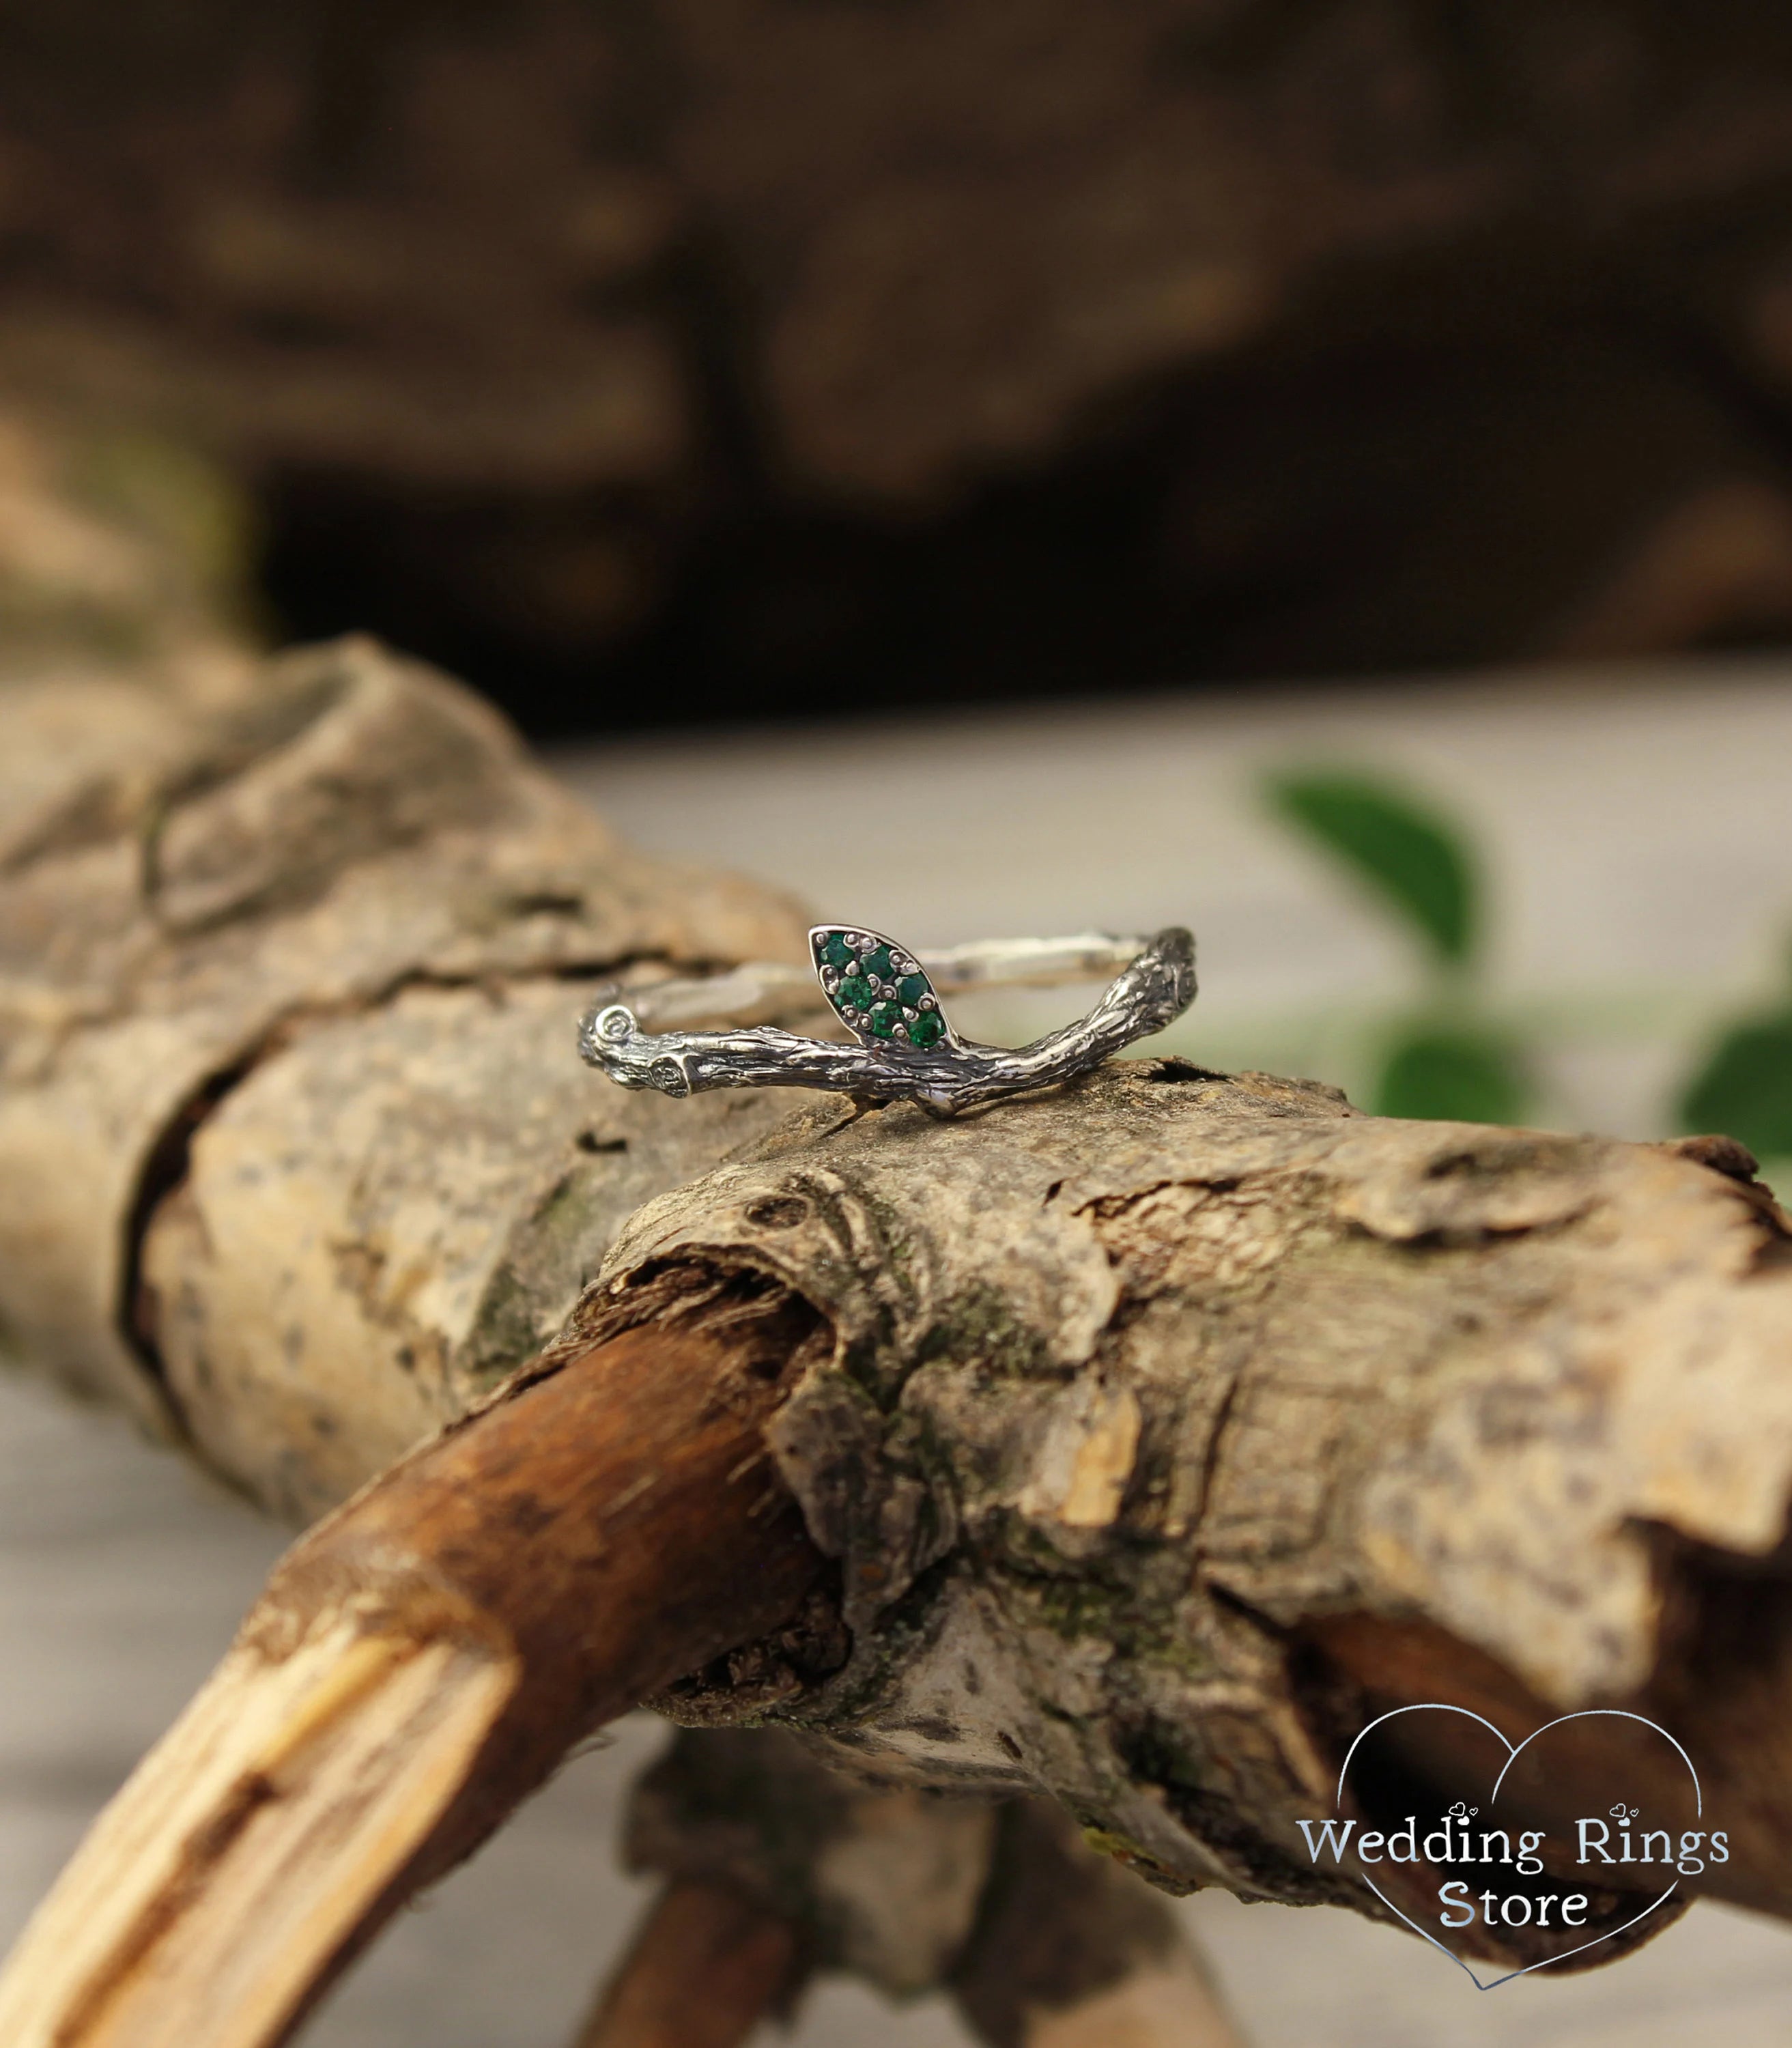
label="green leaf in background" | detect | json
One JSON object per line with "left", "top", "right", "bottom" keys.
{"left": 1372, "top": 1027, "right": 1528, "bottom": 1124}
{"left": 1679, "top": 1011, "right": 1792, "bottom": 1158}
{"left": 1267, "top": 771, "right": 1479, "bottom": 967}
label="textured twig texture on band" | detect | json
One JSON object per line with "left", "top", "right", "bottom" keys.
{"left": 580, "top": 926, "right": 1197, "bottom": 1114}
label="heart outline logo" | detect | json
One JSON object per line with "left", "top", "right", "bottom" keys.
{"left": 1331, "top": 1703, "right": 1703, "bottom": 1991}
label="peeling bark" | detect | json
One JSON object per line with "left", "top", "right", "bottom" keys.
{"left": 0, "top": 626, "right": 809, "bottom": 1486}
{"left": 6, "top": 448, "right": 1792, "bottom": 2013}
{"left": 578, "top": 1079, "right": 1792, "bottom": 1976}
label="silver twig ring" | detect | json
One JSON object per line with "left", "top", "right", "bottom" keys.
{"left": 579, "top": 924, "right": 1197, "bottom": 1115}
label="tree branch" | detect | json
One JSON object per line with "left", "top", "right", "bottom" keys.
{"left": 5, "top": 444, "right": 1792, "bottom": 2032}
{"left": 570, "top": 1881, "right": 803, "bottom": 2048}
{"left": 0, "top": 1285, "right": 827, "bottom": 2048}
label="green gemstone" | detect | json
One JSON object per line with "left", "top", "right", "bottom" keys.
{"left": 896, "top": 973, "right": 928, "bottom": 1005}
{"left": 836, "top": 973, "right": 872, "bottom": 1012}
{"left": 908, "top": 1008, "right": 945, "bottom": 1049}
{"left": 867, "top": 999, "right": 904, "bottom": 1038}
{"left": 860, "top": 944, "right": 893, "bottom": 980}
{"left": 819, "top": 933, "right": 853, "bottom": 971}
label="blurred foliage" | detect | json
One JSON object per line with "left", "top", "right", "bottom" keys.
{"left": 1266, "top": 771, "right": 1477, "bottom": 966}
{"left": 1680, "top": 961, "right": 1792, "bottom": 1161}
{"left": 1265, "top": 769, "right": 1528, "bottom": 1125}
{"left": 1268, "top": 767, "right": 1792, "bottom": 1171}
{"left": 1374, "top": 1027, "right": 1527, "bottom": 1126}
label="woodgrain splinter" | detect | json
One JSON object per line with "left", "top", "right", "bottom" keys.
{"left": 0, "top": 1292, "right": 827, "bottom": 2048}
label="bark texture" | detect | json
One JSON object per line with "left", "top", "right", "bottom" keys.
{"left": 0, "top": 612, "right": 811, "bottom": 1505}
{"left": 573, "top": 1075, "right": 1792, "bottom": 1974}
{"left": 0, "top": 1300, "right": 829, "bottom": 2048}
{"left": 5, "top": 454, "right": 1792, "bottom": 1999}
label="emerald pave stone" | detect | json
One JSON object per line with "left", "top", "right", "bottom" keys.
{"left": 814, "top": 927, "right": 950, "bottom": 1050}
{"left": 907, "top": 1008, "right": 945, "bottom": 1049}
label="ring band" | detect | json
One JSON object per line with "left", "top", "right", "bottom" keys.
{"left": 579, "top": 924, "right": 1197, "bottom": 1116}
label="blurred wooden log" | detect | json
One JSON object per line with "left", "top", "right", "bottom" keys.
{"left": 950, "top": 1801, "right": 1248, "bottom": 2048}
{"left": 569, "top": 1881, "right": 803, "bottom": 2048}
{"left": 14, "top": 0, "right": 1792, "bottom": 508}
{"left": 582, "top": 1780, "right": 1251, "bottom": 2048}
{"left": 13, "top": 8, "right": 1792, "bottom": 696}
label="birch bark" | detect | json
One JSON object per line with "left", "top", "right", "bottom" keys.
{"left": 3, "top": 429, "right": 1791, "bottom": 2007}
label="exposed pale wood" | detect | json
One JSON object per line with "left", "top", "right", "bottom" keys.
{"left": 8, "top": 419, "right": 1792, "bottom": 2031}
{"left": 8, "top": 1623, "right": 513, "bottom": 2048}
{"left": 0, "top": 1299, "right": 827, "bottom": 2048}
{"left": 11, "top": 937, "right": 1792, "bottom": 2025}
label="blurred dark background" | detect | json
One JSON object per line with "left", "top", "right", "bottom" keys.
{"left": 12, "top": 0, "right": 1792, "bottom": 733}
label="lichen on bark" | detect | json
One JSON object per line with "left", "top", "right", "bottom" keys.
{"left": 575, "top": 1067, "right": 1792, "bottom": 1974}
{"left": 5, "top": 436, "right": 1792, "bottom": 1995}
